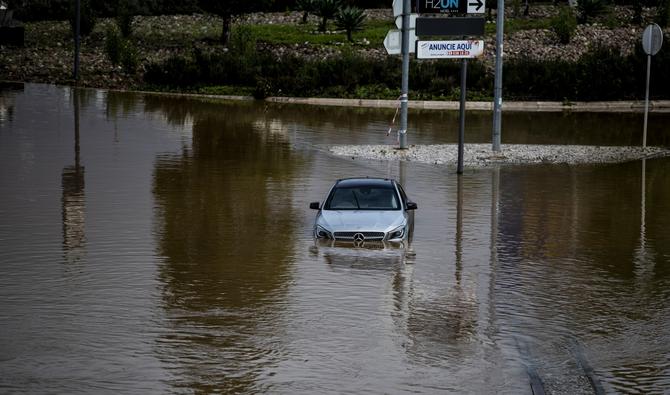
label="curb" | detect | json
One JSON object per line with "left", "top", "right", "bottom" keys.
{"left": 265, "top": 96, "right": 670, "bottom": 113}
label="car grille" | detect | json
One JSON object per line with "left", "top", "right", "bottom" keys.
{"left": 333, "top": 231, "right": 385, "bottom": 241}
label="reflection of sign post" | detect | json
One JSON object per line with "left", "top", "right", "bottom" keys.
{"left": 641, "top": 23, "right": 663, "bottom": 148}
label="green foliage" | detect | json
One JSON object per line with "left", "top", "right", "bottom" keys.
{"left": 502, "top": 44, "right": 670, "bottom": 101}
{"left": 69, "top": 0, "right": 97, "bottom": 37}
{"left": 105, "top": 25, "right": 123, "bottom": 65}
{"left": 632, "top": 0, "right": 643, "bottom": 25}
{"left": 7, "top": 0, "right": 70, "bottom": 21}
{"left": 228, "top": 25, "right": 258, "bottom": 58}
{"left": 656, "top": 0, "right": 670, "bottom": 27}
{"left": 314, "top": 0, "right": 341, "bottom": 31}
{"left": 198, "top": 0, "right": 272, "bottom": 44}
{"left": 105, "top": 23, "right": 138, "bottom": 73}
{"left": 551, "top": 6, "right": 577, "bottom": 44}
{"left": 335, "top": 6, "right": 366, "bottom": 42}
{"left": 116, "top": 0, "right": 135, "bottom": 37}
{"left": 120, "top": 40, "right": 139, "bottom": 74}
{"left": 576, "top": 0, "right": 606, "bottom": 24}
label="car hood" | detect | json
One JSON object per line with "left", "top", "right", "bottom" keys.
{"left": 318, "top": 210, "right": 405, "bottom": 232}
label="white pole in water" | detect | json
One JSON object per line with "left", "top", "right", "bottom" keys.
{"left": 398, "top": 0, "right": 410, "bottom": 149}
{"left": 643, "top": 53, "right": 651, "bottom": 148}
{"left": 491, "top": 0, "right": 505, "bottom": 152}
{"left": 641, "top": 23, "right": 663, "bottom": 148}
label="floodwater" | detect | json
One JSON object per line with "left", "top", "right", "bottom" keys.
{"left": 1, "top": 83, "right": 670, "bottom": 394}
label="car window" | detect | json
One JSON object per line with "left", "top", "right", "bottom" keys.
{"left": 326, "top": 186, "right": 400, "bottom": 210}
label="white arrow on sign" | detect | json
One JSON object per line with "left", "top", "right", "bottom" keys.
{"left": 384, "top": 29, "right": 417, "bottom": 55}
{"left": 467, "top": 0, "right": 485, "bottom": 14}
{"left": 395, "top": 13, "right": 418, "bottom": 29}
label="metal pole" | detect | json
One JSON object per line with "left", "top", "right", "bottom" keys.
{"left": 491, "top": 0, "right": 505, "bottom": 152}
{"left": 398, "top": 0, "right": 410, "bottom": 149}
{"left": 73, "top": 0, "right": 81, "bottom": 81}
{"left": 643, "top": 54, "right": 651, "bottom": 148}
{"left": 457, "top": 58, "right": 467, "bottom": 174}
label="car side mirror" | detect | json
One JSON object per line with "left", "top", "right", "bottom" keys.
{"left": 309, "top": 202, "right": 320, "bottom": 210}
{"left": 406, "top": 201, "right": 417, "bottom": 210}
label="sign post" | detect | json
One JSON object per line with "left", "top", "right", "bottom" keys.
{"left": 414, "top": 0, "right": 485, "bottom": 173}
{"left": 492, "top": 0, "right": 505, "bottom": 152}
{"left": 398, "top": 0, "right": 411, "bottom": 149}
{"left": 641, "top": 23, "right": 663, "bottom": 148}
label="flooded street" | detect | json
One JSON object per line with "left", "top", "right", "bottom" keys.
{"left": 1, "top": 83, "right": 670, "bottom": 394}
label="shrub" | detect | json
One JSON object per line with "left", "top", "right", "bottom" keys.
{"left": 656, "top": 0, "right": 670, "bottom": 27}
{"left": 314, "top": 0, "right": 341, "bottom": 32}
{"left": 104, "top": 25, "right": 123, "bottom": 65}
{"left": 116, "top": 0, "right": 135, "bottom": 37}
{"left": 120, "top": 41, "right": 139, "bottom": 74}
{"left": 632, "top": 0, "right": 643, "bottom": 25}
{"left": 335, "top": 6, "right": 367, "bottom": 42}
{"left": 551, "top": 6, "right": 577, "bottom": 44}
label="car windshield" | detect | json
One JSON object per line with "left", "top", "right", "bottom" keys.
{"left": 326, "top": 186, "right": 400, "bottom": 210}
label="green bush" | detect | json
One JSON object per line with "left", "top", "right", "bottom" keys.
{"left": 314, "top": 0, "right": 341, "bottom": 32}
{"left": 551, "top": 6, "right": 577, "bottom": 44}
{"left": 105, "top": 25, "right": 123, "bottom": 65}
{"left": 120, "top": 41, "right": 139, "bottom": 74}
{"left": 335, "top": 6, "right": 367, "bottom": 42}
{"left": 116, "top": 0, "right": 135, "bottom": 37}
{"left": 656, "top": 0, "right": 670, "bottom": 27}
{"left": 143, "top": 43, "right": 670, "bottom": 101}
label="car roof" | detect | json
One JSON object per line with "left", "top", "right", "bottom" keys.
{"left": 335, "top": 178, "right": 396, "bottom": 188}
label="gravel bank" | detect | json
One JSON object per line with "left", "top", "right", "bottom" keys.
{"left": 330, "top": 144, "right": 670, "bottom": 167}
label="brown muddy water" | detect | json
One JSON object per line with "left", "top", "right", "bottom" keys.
{"left": 1, "top": 83, "right": 669, "bottom": 394}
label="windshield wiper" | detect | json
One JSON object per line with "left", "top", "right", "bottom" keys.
{"left": 351, "top": 190, "right": 360, "bottom": 209}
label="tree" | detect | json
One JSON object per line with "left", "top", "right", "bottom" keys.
{"left": 335, "top": 6, "right": 366, "bottom": 42}
{"left": 198, "top": 0, "right": 272, "bottom": 46}
{"left": 314, "top": 0, "right": 340, "bottom": 32}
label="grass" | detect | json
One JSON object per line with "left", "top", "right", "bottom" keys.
{"left": 199, "top": 85, "right": 255, "bottom": 96}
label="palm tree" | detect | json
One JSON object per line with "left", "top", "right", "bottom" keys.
{"left": 314, "top": 0, "right": 340, "bottom": 32}
{"left": 336, "top": 6, "right": 367, "bottom": 42}
{"left": 296, "top": 0, "right": 314, "bottom": 24}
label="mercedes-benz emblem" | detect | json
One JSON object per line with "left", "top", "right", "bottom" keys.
{"left": 353, "top": 233, "right": 365, "bottom": 242}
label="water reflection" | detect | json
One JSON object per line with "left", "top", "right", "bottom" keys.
{"left": 4, "top": 84, "right": 670, "bottom": 394}
{"left": 62, "top": 89, "right": 86, "bottom": 263}
{"left": 494, "top": 160, "right": 670, "bottom": 392}
{"left": 0, "top": 82, "right": 23, "bottom": 124}
{"left": 151, "top": 101, "right": 305, "bottom": 392}
{"left": 400, "top": 174, "right": 478, "bottom": 365}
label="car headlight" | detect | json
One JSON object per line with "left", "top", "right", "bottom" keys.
{"left": 387, "top": 225, "right": 405, "bottom": 240}
{"left": 315, "top": 225, "right": 333, "bottom": 239}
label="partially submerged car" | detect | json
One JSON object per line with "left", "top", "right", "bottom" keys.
{"left": 310, "top": 177, "right": 417, "bottom": 246}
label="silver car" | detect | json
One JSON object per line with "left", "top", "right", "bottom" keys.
{"left": 310, "top": 178, "right": 417, "bottom": 245}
